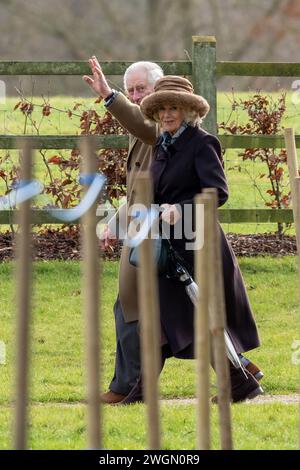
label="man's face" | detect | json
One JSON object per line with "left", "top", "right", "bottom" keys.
{"left": 125, "top": 69, "right": 154, "bottom": 105}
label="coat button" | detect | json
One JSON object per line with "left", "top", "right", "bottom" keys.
{"left": 135, "top": 161, "right": 141, "bottom": 168}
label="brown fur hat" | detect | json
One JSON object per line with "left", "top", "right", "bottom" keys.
{"left": 140, "top": 75, "right": 210, "bottom": 121}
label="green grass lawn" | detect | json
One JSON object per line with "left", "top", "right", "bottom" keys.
{"left": 0, "top": 403, "right": 297, "bottom": 450}
{"left": 0, "top": 257, "right": 299, "bottom": 449}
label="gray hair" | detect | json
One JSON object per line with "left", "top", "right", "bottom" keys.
{"left": 124, "top": 61, "right": 164, "bottom": 91}
{"left": 183, "top": 109, "right": 203, "bottom": 127}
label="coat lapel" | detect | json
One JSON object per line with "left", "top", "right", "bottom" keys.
{"left": 152, "top": 136, "right": 168, "bottom": 194}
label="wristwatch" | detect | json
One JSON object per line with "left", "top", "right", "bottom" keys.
{"left": 104, "top": 89, "right": 119, "bottom": 107}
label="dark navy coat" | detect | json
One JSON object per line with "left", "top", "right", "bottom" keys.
{"left": 151, "top": 125, "right": 260, "bottom": 358}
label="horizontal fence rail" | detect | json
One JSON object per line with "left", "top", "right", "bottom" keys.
{"left": 220, "top": 135, "right": 300, "bottom": 149}
{"left": 217, "top": 62, "right": 300, "bottom": 77}
{"left": 1, "top": 61, "right": 300, "bottom": 77}
{"left": 0, "top": 209, "right": 294, "bottom": 225}
{"left": 0, "top": 134, "right": 300, "bottom": 149}
{"left": 0, "top": 61, "right": 192, "bottom": 76}
{"left": 0, "top": 135, "right": 129, "bottom": 149}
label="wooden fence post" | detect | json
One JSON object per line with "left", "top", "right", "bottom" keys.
{"left": 285, "top": 128, "right": 300, "bottom": 243}
{"left": 14, "top": 140, "right": 33, "bottom": 450}
{"left": 135, "top": 172, "right": 161, "bottom": 450}
{"left": 293, "top": 176, "right": 300, "bottom": 280}
{"left": 292, "top": 177, "right": 300, "bottom": 450}
{"left": 203, "top": 188, "right": 233, "bottom": 450}
{"left": 195, "top": 194, "right": 211, "bottom": 450}
{"left": 192, "top": 35, "right": 217, "bottom": 135}
{"left": 285, "top": 128, "right": 300, "bottom": 449}
{"left": 81, "top": 137, "right": 101, "bottom": 450}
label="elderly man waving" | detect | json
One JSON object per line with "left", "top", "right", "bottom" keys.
{"left": 84, "top": 57, "right": 163, "bottom": 404}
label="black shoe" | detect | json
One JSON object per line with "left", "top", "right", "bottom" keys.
{"left": 230, "top": 365, "right": 264, "bottom": 403}
{"left": 211, "top": 364, "right": 264, "bottom": 404}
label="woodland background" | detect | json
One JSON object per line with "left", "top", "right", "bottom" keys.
{"left": 0, "top": 0, "right": 299, "bottom": 94}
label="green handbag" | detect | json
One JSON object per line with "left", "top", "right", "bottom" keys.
{"left": 128, "top": 236, "right": 171, "bottom": 275}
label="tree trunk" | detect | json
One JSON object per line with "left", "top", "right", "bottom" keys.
{"left": 147, "top": 0, "right": 161, "bottom": 59}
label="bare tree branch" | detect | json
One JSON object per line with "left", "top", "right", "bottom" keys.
{"left": 229, "top": 0, "right": 284, "bottom": 61}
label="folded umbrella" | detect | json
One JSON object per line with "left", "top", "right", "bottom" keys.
{"left": 165, "top": 243, "right": 247, "bottom": 375}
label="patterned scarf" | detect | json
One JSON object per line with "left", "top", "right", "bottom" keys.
{"left": 161, "top": 121, "right": 189, "bottom": 151}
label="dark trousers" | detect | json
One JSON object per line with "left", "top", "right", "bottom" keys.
{"left": 109, "top": 296, "right": 141, "bottom": 395}
{"left": 108, "top": 297, "right": 255, "bottom": 399}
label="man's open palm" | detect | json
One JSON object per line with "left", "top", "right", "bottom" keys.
{"left": 83, "top": 56, "right": 112, "bottom": 98}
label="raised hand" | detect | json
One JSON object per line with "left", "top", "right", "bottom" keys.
{"left": 82, "top": 55, "right": 112, "bottom": 99}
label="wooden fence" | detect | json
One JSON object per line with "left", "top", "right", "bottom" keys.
{"left": 0, "top": 35, "right": 299, "bottom": 225}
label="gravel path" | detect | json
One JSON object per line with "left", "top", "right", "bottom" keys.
{"left": 1, "top": 395, "right": 298, "bottom": 408}
{"left": 161, "top": 394, "right": 299, "bottom": 405}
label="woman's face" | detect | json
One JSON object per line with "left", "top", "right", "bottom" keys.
{"left": 158, "top": 105, "right": 185, "bottom": 135}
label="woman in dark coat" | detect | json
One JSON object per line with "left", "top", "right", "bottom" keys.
{"left": 140, "top": 76, "right": 264, "bottom": 402}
